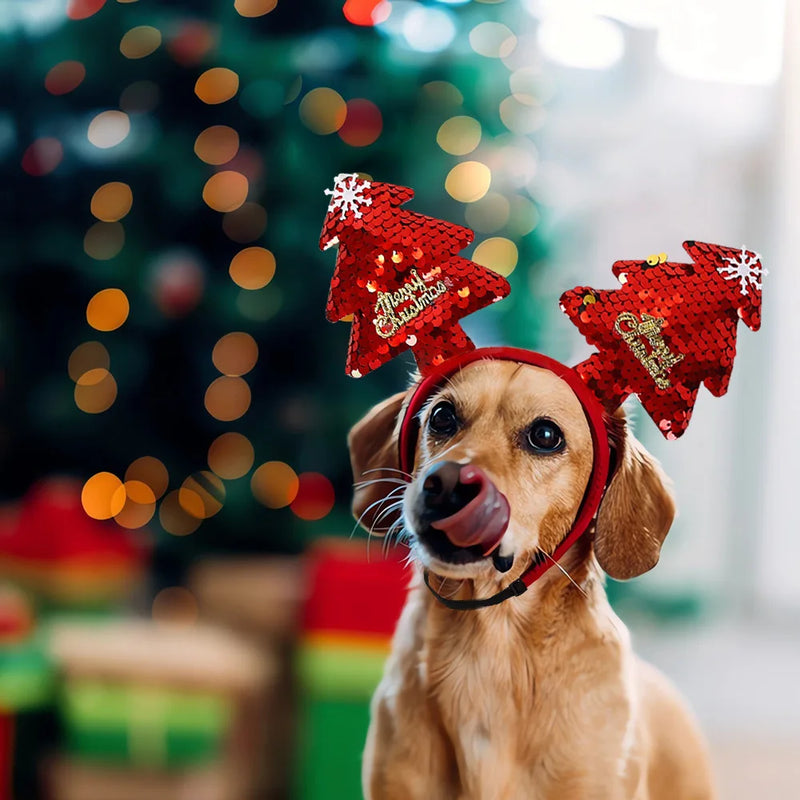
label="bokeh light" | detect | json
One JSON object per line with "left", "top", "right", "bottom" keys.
{"left": 168, "top": 21, "right": 216, "bottom": 67}
{"left": 86, "top": 288, "right": 130, "bottom": 331}
{"left": 119, "top": 80, "right": 160, "bottom": 113}
{"left": 21, "top": 138, "right": 63, "bottom": 176}
{"left": 499, "top": 96, "right": 545, "bottom": 135}
{"left": 67, "top": 0, "right": 106, "bottom": 20}
{"left": 299, "top": 88, "right": 347, "bottom": 135}
{"left": 229, "top": 247, "right": 276, "bottom": 290}
{"left": 152, "top": 587, "right": 198, "bottom": 625}
{"left": 436, "top": 116, "right": 482, "bottom": 156}
{"left": 150, "top": 251, "right": 205, "bottom": 318}
{"left": 212, "top": 332, "right": 258, "bottom": 376}
{"left": 251, "top": 461, "right": 299, "bottom": 509}
{"left": 159, "top": 490, "right": 202, "bottom": 536}
{"left": 472, "top": 236, "right": 518, "bottom": 276}
{"left": 202, "top": 171, "right": 249, "bottom": 212}
{"left": 194, "top": 68, "right": 239, "bottom": 104}
{"left": 120, "top": 25, "right": 162, "bottom": 59}
{"left": 344, "top": 0, "right": 390, "bottom": 25}
{"left": 509, "top": 67, "right": 543, "bottom": 106}
{"left": 90, "top": 182, "right": 133, "bottom": 222}
{"left": 179, "top": 472, "right": 225, "bottom": 519}
{"left": 234, "top": 0, "right": 278, "bottom": 16}
{"left": 402, "top": 6, "right": 456, "bottom": 52}
{"left": 204, "top": 376, "right": 251, "bottom": 421}
{"left": 87, "top": 110, "right": 131, "bottom": 149}
{"left": 194, "top": 125, "right": 240, "bottom": 165}
{"left": 222, "top": 202, "right": 267, "bottom": 243}
{"left": 68, "top": 341, "right": 110, "bottom": 382}
{"left": 507, "top": 195, "right": 539, "bottom": 236}
{"left": 113, "top": 480, "right": 156, "bottom": 529}
{"left": 422, "top": 80, "right": 463, "bottom": 106}
{"left": 290, "top": 472, "right": 335, "bottom": 521}
{"left": 208, "top": 432, "right": 255, "bottom": 480}
{"left": 74, "top": 368, "right": 118, "bottom": 413}
{"left": 83, "top": 222, "right": 125, "bottom": 260}
{"left": 338, "top": 99, "right": 382, "bottom": 146}
{"left": 125, "top": 456, "right": 169, "bottom": 500}
{"left": 445, "top": 161, "right": 492, "bottom": 203}
{"left": 469, "top": 22, "right": 517, "bottom": 58}
{"left": 464, "top": 192, "right": 510, "bottom": 233}
{"left": 45, "top": 61, "right": 86, "bottom": 95}
{"left": 81, "top": 472, "right": 125, "bottom": 520}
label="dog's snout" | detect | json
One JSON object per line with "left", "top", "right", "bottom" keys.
{"left": 420, "top": 461, "right": 478, "bottom": 520}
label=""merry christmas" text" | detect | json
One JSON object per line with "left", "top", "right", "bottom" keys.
{"left": 373, "top": 270, "right": 447, "bottom": 339}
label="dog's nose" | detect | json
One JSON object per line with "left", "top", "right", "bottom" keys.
{"left": 420, "top": 461, "right": 479, "bottom": 520}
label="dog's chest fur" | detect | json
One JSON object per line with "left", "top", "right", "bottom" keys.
{"left": 416, "top": 582, "right": 639, "bottom": 799}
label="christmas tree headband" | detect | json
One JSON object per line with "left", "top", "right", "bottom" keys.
{"left": 319, "top": 173, "right": 764, "bottom": 441}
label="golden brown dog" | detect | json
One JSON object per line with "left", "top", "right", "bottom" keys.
{"left": 349, "top": 360, "right": 714, "bottom": 800}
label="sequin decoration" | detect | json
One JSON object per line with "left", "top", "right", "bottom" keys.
{"left": 320, "top": 173, "right": 511, "bottom": 377}
{"left": 560, "top": 241, "right": 763, "bottom": 439}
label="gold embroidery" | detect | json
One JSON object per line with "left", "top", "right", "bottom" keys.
{"left": 373, "top": 269, "right": 447, "bottom": 339}
{"left": 613, "top": 312, "right": 683, "bottom": 389}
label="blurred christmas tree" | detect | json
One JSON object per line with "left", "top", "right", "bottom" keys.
{"left": 0, "top": 0, "right": 549, "bottom": 580}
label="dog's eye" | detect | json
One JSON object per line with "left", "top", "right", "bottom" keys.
{"left": 525, "top": 419, "right": 565, "bottom": 454}
{"left": 428, "top": 401, "right": 459, "bottom": 437}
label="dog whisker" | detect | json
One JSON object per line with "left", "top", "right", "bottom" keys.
{"left": 353, "top": 477, "right": 408, "bottom": 490}
{"left": 539, "top": 550, "right": 589, "bottom": 599}
{"left": 359, "top": 467, "right": 413, "bottom": 480}
{"left": 351, "top": 486, "right": 407, "bottom": 543}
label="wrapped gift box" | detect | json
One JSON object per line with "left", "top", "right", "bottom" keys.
{"left": 296, "top": 540, "right": 409, "bottom": 800}
{"left": 47, "top": 619, "right": 275, "bottom": 800}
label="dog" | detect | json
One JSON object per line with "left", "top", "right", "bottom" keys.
{"left": 348, "top": 359, "right": 715, "bottom": 800}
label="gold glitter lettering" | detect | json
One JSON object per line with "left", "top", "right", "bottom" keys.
{"left": 373, "top": 269, "right": 447, "bottom": 339}
{"left": 613, "top": 312, "right": 683, "bottom": 389}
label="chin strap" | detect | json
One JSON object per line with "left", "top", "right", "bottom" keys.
{"left": 423, "top": 551, "right": 551, "bottom": 611}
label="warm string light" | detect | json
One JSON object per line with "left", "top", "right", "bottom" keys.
{"left": 71, "top": 0, "right": 336, "bottom": 534}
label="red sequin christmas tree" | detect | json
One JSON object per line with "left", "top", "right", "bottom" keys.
{"left": 560, "top": 241, "right": 764, "bottom": 439}
{"left": 320, "top": 173, "right": 511, "bottom": 378}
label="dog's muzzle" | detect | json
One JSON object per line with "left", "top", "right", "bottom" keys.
{"left": 417, "top": 461, "right": 510, "bottom": 556}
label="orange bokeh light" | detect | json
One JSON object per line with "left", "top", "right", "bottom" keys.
{"left": 234, "top": 0, "right": 278, "bottom": 17}
{"left": 229, "top": 247, "right": 276, "bottom": 290}
{"left": 202, "top": 171, "right": 249, "bottom": 213}
{"left": 179, "top": 472, "right": 225, "bottom": 519}
{"left": 204, "top": 376, "right": 251, "bottom": 421}
{"left": 207, "top": 432, "right": 255, "bottom": 480}
{"left": 194, "top": 68, "right": 239, "bottom": 105}
{"left": 86, "top": 288, "right": 129, "bottom": 331}
{"left": 159, "top": 490, "right": 201, "bottom": 536}
{"left": 212, "top": 332, "right": 258, "bottom": 376}
{"left": 90, "top": 182, "right": 133, "bottom": 222}
{"left": 251, "top": 462, "right": 299, "bottom": 509}
{"left": 125, "top": 456, "right": 169, "bottom": 500}
{"left": 81, "top": 472, "right": 125, "bottom": 520}
{"left": 194, "top": 125, "right": 240, "bottom": 165}
{"left": 68, "top": 341, "right": 110, "bottom": 382}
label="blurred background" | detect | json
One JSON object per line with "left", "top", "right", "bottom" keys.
{"left": 0, "top": 0, "right": 797, "bottom": 798}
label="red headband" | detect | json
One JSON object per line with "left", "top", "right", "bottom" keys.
{"left": 398, "top": 347, "right": 612, "bottom": 598}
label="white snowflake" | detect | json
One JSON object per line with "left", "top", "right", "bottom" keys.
{"left": 324, "top": 173, "right": 372, "bottom": 221}
{"left": 718, "top": 245, "right": 766, "bottom": 294}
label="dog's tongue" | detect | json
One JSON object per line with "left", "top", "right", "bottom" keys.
{"left": 430, "top": 466, "right": 509, "bottom": 556}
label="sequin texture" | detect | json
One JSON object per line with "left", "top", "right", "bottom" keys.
{"left": 320, "top": 174, "right": 511, "bottom": 378}
{"left": 560, "top": 241, "right": 763, "bottom": 439}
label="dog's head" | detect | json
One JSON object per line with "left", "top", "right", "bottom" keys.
{"left": 348, "top": 360, "right": 675, "bottom": 583}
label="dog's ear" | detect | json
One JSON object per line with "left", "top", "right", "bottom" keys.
{"left": 348, "top": 391, "right": 408, "bottom": 533}
{"left": 593, "top": 412, "right": 676, "bottom": 580}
